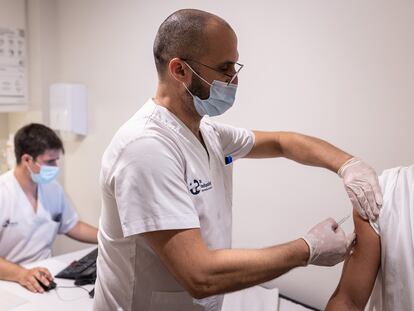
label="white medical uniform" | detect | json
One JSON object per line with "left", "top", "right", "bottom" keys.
{"left": 94, "top": 99, "right": 255, "bottom": 311}
{"left": 0, "top": 170, "right": 79, "bottom": 264}
{"left": 367, "top": 165, "right": 414, "bottom": 311}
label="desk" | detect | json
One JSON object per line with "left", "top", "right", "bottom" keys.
{"left": 0, "top": 247, "right": 318, "bottom": 311}
{"left": 0, "top": 247, "right": 95, "bottom": 311}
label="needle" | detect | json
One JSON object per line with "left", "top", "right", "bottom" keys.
{"left": 337, "top": 214, "right": 351, "bottom": 226}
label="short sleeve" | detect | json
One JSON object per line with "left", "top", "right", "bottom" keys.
{"left": 113, "top": 135, "right": 200, "bottom": 237}
{"left": 369, "top": 219, "right": 380, "bottom": 235}
{"left": 207, "top": 121, "right": 255, "bottom": 161}
{"left": 58, "top": 192, "right": 79, "bottom": 234}
{"left": 0, "top": 178, "right": 8, "bottom": 235}
{"left": 369, "top": 167, "right": 401, "bottom": 236}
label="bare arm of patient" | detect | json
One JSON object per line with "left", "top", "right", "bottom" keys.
{"left": 326, "top": 208, "right": 381, "bottom": 310}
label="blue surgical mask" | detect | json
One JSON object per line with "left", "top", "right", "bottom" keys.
{"left": 183, "top": 62, "right": 238, "bottom": 117}
{"left": 28, "top": 162, "right": 60, "bottom": 184}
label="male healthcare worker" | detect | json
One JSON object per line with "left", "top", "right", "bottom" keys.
{"left": 0, "top": 123, "right": 98, "bottom": 293}
{"left": 94, "top": 9, "right": 383, "bottom": 311}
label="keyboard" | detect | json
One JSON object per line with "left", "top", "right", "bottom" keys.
{"left": 55, "top": 248, "right": 98, "bottom": 279}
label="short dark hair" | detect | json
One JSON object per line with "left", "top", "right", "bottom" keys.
{"left": 14, "top": 123, "right": 64, "bottom": 164}
{"left": 153, "top": 9, "right": 231, "bottom": 78}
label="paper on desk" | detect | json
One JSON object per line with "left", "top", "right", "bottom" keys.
{"left": 279, "top": 297, "right": 314, "bottom": 310}
{"left": 0, "top": 287, "right": 28, "bottom": 310}
{"left": 222, "top": 285, "right": 279, "bottom": 311}
{"left": 260, "top": 278, "right": 279, "bottom": 290}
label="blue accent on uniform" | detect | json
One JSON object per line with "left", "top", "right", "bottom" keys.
{"left": 225, "top": 155, "right": 233, "bottom": 165}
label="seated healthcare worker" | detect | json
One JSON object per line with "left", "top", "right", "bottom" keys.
{"left": 0, "top": 123, "right": 98, "bottom": 293}
{"left": 326, "top": 164, "right": 414, "bottom": 310}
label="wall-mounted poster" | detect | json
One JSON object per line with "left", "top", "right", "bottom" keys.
{"left": 0, "top": 27, "right": 27, "bottom": 105}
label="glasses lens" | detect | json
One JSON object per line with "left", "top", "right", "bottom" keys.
{"left": 228, "top": 63, "right": 243, "bottom": 85}
{"left": 234, "top": 63, "right": 243, "bottom": 73}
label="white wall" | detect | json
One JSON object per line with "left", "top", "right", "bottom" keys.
{"left": 0, "top": 115, "right": 7, "bottom": 139}
{"left": 3, "top": 0, "right": 414, "bottom": 308}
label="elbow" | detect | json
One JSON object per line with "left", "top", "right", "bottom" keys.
{"left": 327, "top": 296, "right": 365, "bottom": 311}
{"left": 344, "top": 301, "right": 365, "bottom": 311}
{"left": 183, "top": 271, "right": 218, "bottom": 299}
{"left": 188, "top": 289, "right": 211, "bottom": 300}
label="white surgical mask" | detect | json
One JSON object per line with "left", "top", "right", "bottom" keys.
{"left": 27, "top": 162, "right": 60, "bottom": 184}
{"left": 183, "top": 62, "right": 238, "bottom": 117}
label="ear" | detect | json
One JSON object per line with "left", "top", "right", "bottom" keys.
{"left": 168, "top": 58, "right": 191, "bottom": 84}
{"left": 20, "top": 154, "right": 32, "bottom": 165}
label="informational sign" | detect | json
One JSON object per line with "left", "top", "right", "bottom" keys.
{"left": 0, "top": 27, "right": 27, "bottom": 104}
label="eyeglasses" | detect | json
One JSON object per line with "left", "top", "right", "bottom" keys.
{"left": 182, "top": 59, "right": 244, "bottom": 85}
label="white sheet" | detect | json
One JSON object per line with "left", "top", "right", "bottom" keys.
{"left": 222, "top": 285, "right": 279, "bottom": 311}
{"left": 279, "top": 297, "right": 316, "bottom": 311}
{"left": 367, "top": 166, "right": 414, "bottom": 310}
{"left": 0, "top": 287, "right": 28, "bottom": 311}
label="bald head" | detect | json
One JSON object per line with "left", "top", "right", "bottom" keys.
{"left": 153, "top": 9, "right": 233, "bottom": 79}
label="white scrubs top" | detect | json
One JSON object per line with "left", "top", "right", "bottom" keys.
{"left": 368, "top": 165, "right": 414, "bottom": 311}
{"left": 0, "top": 170, "right": 79, "bottom": 264}
{"left": 94, "top": 99, "right": 255, "bottom": 311}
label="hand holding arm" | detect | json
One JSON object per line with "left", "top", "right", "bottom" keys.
{"left": 338, "top": 157, "right": 383, "bottom": 220}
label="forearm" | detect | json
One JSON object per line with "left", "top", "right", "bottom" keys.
{"left": 277, "top": 132, "right": 352, "bottom": 172}
{"left": 148, "top": 228, "right": 310, "bottom": 299}
{"left": 66, "top": 221, "right": 98, "bottom": 243}
{"left": 0, "top": 257, "right": 26, "bottom": 282}
{"left": 249, "top": 131, "right": 352, "bottom": 173}
{"left": 326, "top": 259, "right": 365, "bottom": 311}
{"left": 196, "top": 238, "right": 309, "bottom": 297}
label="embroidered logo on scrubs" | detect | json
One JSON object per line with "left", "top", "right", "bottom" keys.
{"left": 189, "top": 179, "right": 213, "bottom": 195}
{"left": 52, "top": 213, "right": 62, "bottom": 223}
{"left": 2, "top": 219, "right": 18, "bottom": 228}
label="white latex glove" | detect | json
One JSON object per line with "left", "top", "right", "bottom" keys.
{"left": 338, "top": 157, "right": 383, "bottom": 220}
{"left": 301, "top": 218, "right": 355, "bottom": 266}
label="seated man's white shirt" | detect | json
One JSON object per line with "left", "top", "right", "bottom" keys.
{"left": 367, "top": 165, "right": 414, "bottom": 311}
{"left": 94, "top": 99, "right": 255, "bottom": 311}
{"left": 0, "top": 170, "right": 79, "bottom": 264}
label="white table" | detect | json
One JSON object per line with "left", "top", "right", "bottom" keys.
{"left": 222, "top": 286, "right": 279, "bottom": 311}
{"left": 0, "top": 247, "right": 318, "bottom": 311}
{"left": 0, "top": 247, "right": 96, "bottom": 311}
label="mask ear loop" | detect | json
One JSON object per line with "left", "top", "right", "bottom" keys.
{"left": 182, "top": 82, "right": 195, "bottom": 97}
{"left": 183, "top": 61, "right": 212, "bottom": 86}
{"left": 26, "top": 162, "right": 34, "bottom": 175}
{"left": 25, "top": 156, "right": 39, "bottom": 174}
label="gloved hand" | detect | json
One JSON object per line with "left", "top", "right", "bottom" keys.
{"left": 301, "top": 218, "right": 355, "bottom": 266}
{"left": 338, "top": 157, "right": 383, "bottom": 220}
